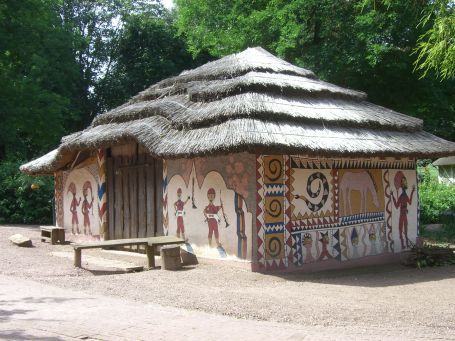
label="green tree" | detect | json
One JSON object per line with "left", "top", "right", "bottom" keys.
{"left": 97, "top": 5, "right": 208, "bottom": 110}
{"left": 0, "top": 0, "right": 80, "bottom": 160}
{"left": 175, "top": 0, "right": 455, "bottom": 141}
{"left": 414, "top": 0, "right": 455, "bottom": 80}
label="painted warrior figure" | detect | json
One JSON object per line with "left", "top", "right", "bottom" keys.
{"left": 368, "top": 224, "right": 378, "bottom": 255}
{"left": 302, "top": 233, "right": 315, "bottom": 263}
{"left": 235, "top": 193, "right": 247, "bottom": 259}
{"left": 318, "top": 231, "right": 332, "bottom": 261}
{"left": 174, "top": 188, "right": 190, "bottom": 241}
{"left": 67, "top": 182, "right": 81, "bottom": 234}
{"left": 350, "top": 227, "right": 360, "bottom": 259}
{"left": 81, "top": 181, "right": 94, "bottom": 235}
{"left": 391, "top": 171, "right": 416, "bottom": 249}
{"left": 203, "top": 188, "right": 223, "bottom": 247}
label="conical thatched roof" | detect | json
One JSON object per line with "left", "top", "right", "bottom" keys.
{"left": 21, "top": 47, "right": 455, "bottom": 175}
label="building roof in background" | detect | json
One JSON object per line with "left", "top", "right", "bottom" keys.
{"left": 434, "top": 156, "right": 455, "bottom": 166}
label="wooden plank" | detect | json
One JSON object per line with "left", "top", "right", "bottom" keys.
{"left": 114, "top": 156, "right": 123, "bottom": 240}
{"left": 106, "top": 156, "right": 115, "bottom": 240}
{"left": 129, "top": 159, "right": 138, "bottom": 241}
{"left": 73, "top": 236, "right": 183, "bottom": 250}
{"left": 155, "top": 158, "right": 163, "bottom": 236}
{"left": 137, "top": 154, "right": 146, "bottom": 238}
{"left": 145, "top": 244, "right": 155, "bottom": 269}
{"left": 122, "top": 157, "right": 130, "bottom": 239}
{"left": 147, "top": 236, "right": 185, "bottom": 245}
{"left": 74, "top": 249, "right": 81, "bottom": 267}
{"left": 145, "top": 155, "right": 155, "bottom": 237}
{"left": 74, "top": 237, "right": 150, "bottom": 249}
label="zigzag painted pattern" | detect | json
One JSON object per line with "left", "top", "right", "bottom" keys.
{"left": 290, "top": 212, "right": 384, "bottom": 231}
{"left": 292, "top": 233, "right": 303, "bottom": 266}
{"left": 162, "top": 160, "right": 169, "bottom": 236}
{"left": 264, "top": 183, "right": 285, "bottom": 196}
{"left": 283, "top": 155, "right": 292, "bottom": 268}
{"left": 264, "top": 223, "right": 285, "bottom": 233}
{"left": 256, "top": 155, "right": 266, "bottom": 268}
{"left": 97, "top": 149, "right": 107, "bottom": 239}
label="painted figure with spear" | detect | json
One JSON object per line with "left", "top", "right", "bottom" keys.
{"left": 203, "top": 187, "right": 227, "bottom": 247}
{"left": 391, "top": 171, "right": 415, "bottom": 250}
{"left": 174, "top": 187, "right": 190, "bottom": 241}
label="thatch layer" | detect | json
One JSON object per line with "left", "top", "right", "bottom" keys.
{"left": 433, "top": 156, "right": 455, "bottom": 166}
{"left": 126, "top": 71, "right": 367, "bottom": 103}
{"left": 92, "top": 93, "right": 422, "bottom": 132}
{"left": 154, "top": 47, "right": 317, "bottom": 86}
{"left": 20, "top": 115, "right": 455, "bottom": 175}
{"left": 21, "top": 46, "right": 455, "bottom": 175}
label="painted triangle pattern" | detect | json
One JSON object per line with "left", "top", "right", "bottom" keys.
{"left": 290, "top": 155, "right": 415, "bottom": 170}
{"left": 292, "top": 233, "right": 303, "bottom": 266}
{"left": 256, "top": 155, "right": 266, "bottom": 267}
{"left": 162, "top": 160, "right": 169, "bottom": 236}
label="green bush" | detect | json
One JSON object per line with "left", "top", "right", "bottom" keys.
{"left": 418, "top": 164, "right": 455, "bottom": 224}
{"left": 0, "top": 160, "right": 54, "bottom": 224}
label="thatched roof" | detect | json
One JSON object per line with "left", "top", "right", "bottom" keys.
{"left": 434, "top": 156, "right": 455, "bottom": 166}
{"left": 21, "top": 47, "right": 455, "bottom": 175}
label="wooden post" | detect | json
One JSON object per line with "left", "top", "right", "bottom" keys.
{"left": 51, "top": 229, "right": 58, "bottom": 245}
{"left": 160, "top": 246, "right": 182, "bottom": 270}
{"left": 74, "top": 248, "right": 82, "bottom": 268}
{"left": 58, "top": 229, "right": 65, "bottom": 243}
{"left": 146, "top": 244, "right": 155, "bottom": 269}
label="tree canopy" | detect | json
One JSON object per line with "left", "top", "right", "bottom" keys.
{"left": 0, "top": 0, "right": 454, "bottom": 224}
{"left": 175, "top": 0, "right": 455, "bottom": 141}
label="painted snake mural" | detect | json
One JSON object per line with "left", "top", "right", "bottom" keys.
{"left": 295, "top": 172, "right": 330, "bottom": 212}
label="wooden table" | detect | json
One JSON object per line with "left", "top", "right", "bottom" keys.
{"left": 73, "top": 236, "right": 185, "bottom": 269}
{"left": 41, "top": 226, "right": 65, "bottom": 245}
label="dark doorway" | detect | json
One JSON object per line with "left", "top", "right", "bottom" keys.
{"left": 106, "top": 145, "right": 163, "bottom": 240}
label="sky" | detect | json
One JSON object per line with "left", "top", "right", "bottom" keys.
{"left": 161, "top": 0, "right": 175, "bottom": 9}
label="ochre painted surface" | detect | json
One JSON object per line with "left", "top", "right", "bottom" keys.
{"left": 164, "top": 153, "right": 255, "bottom": 260}
{"left": 256, "top": 155, "right": 417, "bottom": 271}
{"left": 61, "top": 156, "right": 103, "bottom": 242}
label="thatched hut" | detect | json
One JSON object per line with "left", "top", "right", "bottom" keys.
{"left": 21, "top": 47, "right": 455, "bottom": 271}
{"left": 433, "top": 156, "right": 455, "bottom": 184}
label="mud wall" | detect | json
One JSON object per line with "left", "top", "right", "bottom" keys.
{"left": 55, "top": 150, "right": 106, "bottom": 242}
{"left": 164, "top": 153, "right": 256, "bottom": 260}
{"left": 256, "top": 155, "right": 418, "bottom": 271}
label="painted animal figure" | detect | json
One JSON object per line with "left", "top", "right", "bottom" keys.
{"left": 339, "top": 171, "right": 380, "bottom": 216}
{"left": 295, "top": 172, "right": 330, "bottom": 212}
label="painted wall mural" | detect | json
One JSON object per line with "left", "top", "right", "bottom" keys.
{"left": 54, "top": 171, "right": 64, "bottom": 227}
{"left": 164, "top": 153, "right": 255, "bottom": 260}
{"left": 61, "top": 155, "right": 104, "bottom": 241}
{"left": 256, "top": 155, "right": 292, "bottom": 269}
{"left": 256, "top": 155, "right": 417, "bottom": 271}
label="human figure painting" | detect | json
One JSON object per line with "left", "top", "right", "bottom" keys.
{"left": 67, "top": 182, "right": 81, "bottom": 234}
{"left": 174, "top": 187, "right": 190, "bottom": 241}
{"left": 391, "top": 171, "right": 415, "bottom": 249}
{"left": 203, "top": 188, "right": 222, "bottom": 247}
{"left": 81, "top": 181, "right": 94, "bottom": 235}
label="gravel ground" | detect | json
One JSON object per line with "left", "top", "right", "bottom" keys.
{"left": 1, "top": 225, "right": 455, "bottom": 336}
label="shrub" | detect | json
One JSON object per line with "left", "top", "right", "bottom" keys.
{"left": 0, "top": 160, "right": 54, "bottom": 224}
{"left": 418, "top": 164, "right": 455, "bottom": 225}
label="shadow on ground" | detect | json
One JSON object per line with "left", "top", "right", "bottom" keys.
{"left": 264, "top": 263, "right": 455, "bottom": 287}
{"left": 0, "top": 329, "right": 66, "bottom": 341}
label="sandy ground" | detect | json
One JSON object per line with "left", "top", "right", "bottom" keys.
{"left": 1, "top": 225, "right": 455, "bottom": 339}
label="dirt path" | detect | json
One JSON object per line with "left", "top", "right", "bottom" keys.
{"left": 1, "top": 225, "right": 455, "bottom": 340}
{"left": 2, "top": 274, "right": 451, "bottom": 341}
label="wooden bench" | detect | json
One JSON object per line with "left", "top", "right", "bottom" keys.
{"left": 41, "top": 226, "right": 65, "bottom": 245}
{"left": 73, "top": 236, "right": 185, "bottom": 269}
